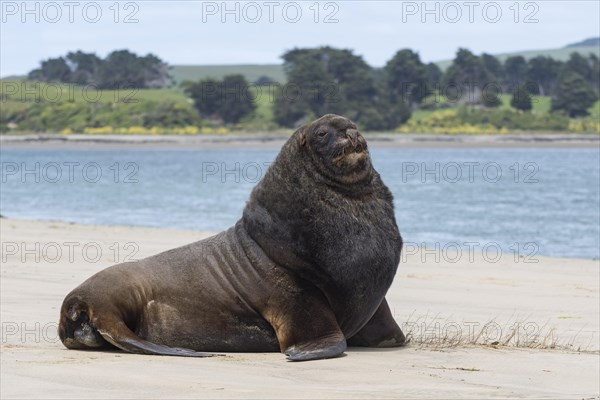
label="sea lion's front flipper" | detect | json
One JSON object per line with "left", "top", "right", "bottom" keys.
{"left": 97, "top": 319, "right": 221, "bottom": 358}
{"left": 283, "top": 337, "right": 347, "bottom": 361}
{"left": 347, "top": 298, "right": 406, "bottom": 348}
{"left": 264, "top": 287, "right": 346, "bottom": 362}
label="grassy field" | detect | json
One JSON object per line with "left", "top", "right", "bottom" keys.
{"left": 2, "top": 78, "right": 598, "bottom": 134}
{"left": 0, "top": 79, "right": 201, "bottom": 133}
{"left": 0, "top": 80, "right": 190, "bottom": 104}
{"left": 170, "top": 64, "right": 285, "bottom": 85}
{"left": 0, "top": 79, "right": 281, "bottom": 132}
{"left": 411, "top": 94, "right": 551, "bottom": 121}
{"left": 499, "top": 94, "right": 551, "bottom": 114}
{"left": 411, "top": 96, "right": 600, "bottom": 133}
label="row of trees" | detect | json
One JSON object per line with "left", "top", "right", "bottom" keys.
{"left": 184, "top": 47, "right": 598, "bottom": 128}
{"left": 28, "top": 50, "right": 172, "bottom": 89}
{"left": 392, "top": 49, "right": 599, "bottom": 103}
{"left": 27, "top": 47, "right": 599, "bottom": 127}
{"left": 268, "top": 47, "right": 598, "bottom": 127}
{"left": 244, "top": 47, "right": 597, "bottom": 127}
{"left": 437, "top": 49, "right": 599, "bottom": 117}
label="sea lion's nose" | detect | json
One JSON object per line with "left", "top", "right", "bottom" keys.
{"left": 345, "top": 129, "right": 359, "bottom": 142}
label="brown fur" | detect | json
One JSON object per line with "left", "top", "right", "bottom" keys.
{"left": 59, "top": 114, "right": 405, "bottom": 361}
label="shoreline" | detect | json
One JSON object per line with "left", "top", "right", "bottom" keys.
{"left": 2, "top": 132, "right": 600, "bottom": 149}
{"left": 1, "top": 216, "right": 597, "bottom": 263}
{"left": 1, "top": 217, "right": 598, "bottom": 398}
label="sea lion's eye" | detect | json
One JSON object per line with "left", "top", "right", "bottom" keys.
{"left": 317, "top": 130, "right": 328, "bottom": 137}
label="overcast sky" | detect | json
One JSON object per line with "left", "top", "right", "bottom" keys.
{"left": 1, "top": 1, "right": 599, "bottom": 76}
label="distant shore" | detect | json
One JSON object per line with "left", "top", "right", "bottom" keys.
{"left": 2, "top": 132, "right": 599, "bottom": 149}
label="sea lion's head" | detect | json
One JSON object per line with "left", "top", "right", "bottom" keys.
{"left": 298, "top": 114, "right": 372, "bottom": 185}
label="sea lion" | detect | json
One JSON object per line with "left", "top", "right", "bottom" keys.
{"left": 58, "top": 114, "right": 406, "bottom": 361}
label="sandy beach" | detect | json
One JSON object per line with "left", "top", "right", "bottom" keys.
{"left": 1, "top": 218, "right": 598, "bottom": 399}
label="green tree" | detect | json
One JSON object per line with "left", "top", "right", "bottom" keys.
{"left": 384, "top": 49, "right": 429, "bottom": 105}
{"left": 274, "top": 53, "right": 333, "bottom": 126}
{"left": 65, "top": 51, "right": 101, "bottom": 84}
{"left": 589, "top": 54, "right": 600, "bottom": 93}
{"left": 97, "top": 50, "right": 145, "bottom": 89}
{"left": 425, "top": 62, "right": 443, "bottom": 86}
{"left": 504, "top": 56, "right": 527, "bottom": 88}
{"left": 481, "top": 90, "right": 502, "bottom": 108}
{"left": 220, "top": 75, "right": 256, "bottom": 123}
{"left": 140, "top": 54, "right": 173, "bottom": 88}
{"left": 481, "top": 53, "right": 504, "bottom": 84}
{"left": 28, "top": 57, "right": 72, "bottom": 82}
{"left": 511, "top": 85, "right": 532, "bottom": 111}
{"left": 551, "top": 71, "right": 598, "bottom": 117}
{"left": 385, "top": 100, "right": 411, "bottom": 128}
{"left": 28, "top": 50, "right": 171, "bottom": 89}
{"left": 255, "top": 75, "right": 277, "bottom": 86}
{"left": 565, "top": 52, "right": 593, "bottom": 82}
{"left": 185, "top": 75, "right": 256, "bottom": 124}
{"left": 526, "top": 56, "right": 562, "bottom": 96}
{"left": 93, "top": 50, "right": 171, "bottom": 89}
{"left": 443, "top": 48, "right": 494, "bottom": 105}
{"left": 185, "top": 78, "right": 221, "bottom": 118}
{"left": 564, "top": 52, "right": 599, "bottom": 95}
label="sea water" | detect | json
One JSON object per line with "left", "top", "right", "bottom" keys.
{"left": 1, "top": 147, "right": 598, "bottom": 259}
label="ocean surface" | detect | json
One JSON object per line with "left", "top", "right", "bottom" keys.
{"left": 1, "top": 147, "right": 599, "bottom": 259}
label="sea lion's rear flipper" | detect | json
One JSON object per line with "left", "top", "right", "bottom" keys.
{"left": 347, "top": 298, "right": 406, "bottom": 348}
{"left": 264, "top": 287, "right": 347, "bottom": 362}
{"left": 97, "top": 320, "right": 220, "bottom": 358}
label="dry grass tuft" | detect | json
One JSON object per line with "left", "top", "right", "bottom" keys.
{"left": 401, "top": 312, "right": 597, "bottom": 353}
